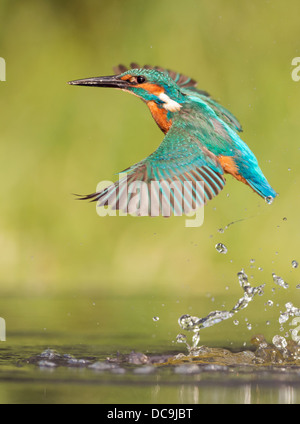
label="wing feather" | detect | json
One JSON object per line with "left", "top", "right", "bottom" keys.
{"left": 78, "top": 123, "right": 226, "bottom": 217}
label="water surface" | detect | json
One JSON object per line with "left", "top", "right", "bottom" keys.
{"left": 0, "top": 295, "right": 299, "bottom": 404}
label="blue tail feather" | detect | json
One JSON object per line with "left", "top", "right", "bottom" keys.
{"left": 245, "top": 170, "right": 277, "bottom": 199}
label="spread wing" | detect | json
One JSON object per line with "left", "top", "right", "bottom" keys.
{"left": 114, "top": 63, "right": 242, "bottom": 133}
{"left": 79, "top": 121, "right": 225, "bottom": 217}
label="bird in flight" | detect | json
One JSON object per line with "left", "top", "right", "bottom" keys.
{"left": 68, "top": 63, "right": 276, "bottom": 217}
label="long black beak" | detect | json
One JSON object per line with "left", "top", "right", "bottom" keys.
{"left": 68, "top": 75, "right": 129, "bottom": 89}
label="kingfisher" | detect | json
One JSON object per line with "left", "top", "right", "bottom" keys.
{"left": 68, "top": 63, "right": 276, "bottom": 217}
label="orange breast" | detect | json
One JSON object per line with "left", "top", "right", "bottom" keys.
{"left": 147, "top": 101, "right": 172, "bottom": 133}
{"left": 218, "top": 155, "right": 248, "bottom": 185}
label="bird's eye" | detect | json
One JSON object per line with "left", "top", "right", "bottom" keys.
{"left": 128, "top": 76, "right": 146, "bottom": 84}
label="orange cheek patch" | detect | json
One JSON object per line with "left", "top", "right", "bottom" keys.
{"left": 138, "top": 83, "right": 164, "bottom": 96}
{"left": 120, "top": 75, "right": 132, "bottom": 81}
{"left": 119, "top": 77, "right": 164, "bottom": 95}
{"left": 119, "top": 78, "right": 164, "bottom": 96}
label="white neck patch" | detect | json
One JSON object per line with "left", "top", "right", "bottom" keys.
{"left": 158, "top": 92, "right": 182, "bottom": 112}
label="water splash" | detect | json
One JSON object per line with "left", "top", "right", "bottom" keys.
{"left": 251, "top": 334, "right": 300, "bottom": 364}
{"left": 279, "top": 302, "right": 300, "bottom": 324}
{"left": 177, "top": 270, "right": 265, "bottom": 349}
{"left": 25, "top": 349, "right": 92, "bottom": 368}
{"left": 272, "top": 335, "right": 287, "bottom": 349}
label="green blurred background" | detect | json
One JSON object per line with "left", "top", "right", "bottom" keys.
{"left": 0, "top": 0, "right": 299, "bottom": 298}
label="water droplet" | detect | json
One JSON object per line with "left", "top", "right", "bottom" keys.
{"left": 265, "top": 196, "right": 274, "bottom": 204}
{"left": 215, "top": 243, "right": 228, "bottom": 254}
{"left": 279, "top": 312, "right": 289, "bottom": 325}
{"left": 178, "top": 314, "right": 199, "bottom": 330}
{"left": 217, "top": 228, "right": 224, "bottom": 234}
{"left": 152, "top": 316, "right": 159, "bottom": 322}
{"left": 176, "top": 333, "right": 187, "bottom": 344}
{"left": 292, "top": 260, "right": 298, "bottom": 269}
{"left": 247, "top": 323, "right": 252, "bottom": 330}
{"left": 296, "top": 284, "right": 300, "bottom": 289}
{"left": 233, "top": 320, "right": 239, "bottom": 326}
{"left": 285, "top": 302, "right": 294, "bottom": 311}
{"left": 237, "top": 270, "right": 249, "bottom": 286}
{"left": 266, "top": 300, "right": 274, "bottom": 307}
{"left": 272, "top": 273, "right": 289, "bottom": 289}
